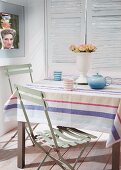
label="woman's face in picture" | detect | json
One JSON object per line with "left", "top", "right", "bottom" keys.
{"left": 2, "top": 34, "right": 14, "bottom": 49}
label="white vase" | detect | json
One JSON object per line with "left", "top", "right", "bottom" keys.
{"left": 75, "top": 53, "right": 91, "bottom": 84}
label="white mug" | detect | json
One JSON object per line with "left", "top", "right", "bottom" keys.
{"left": 63, "top": 78, "right": 74, "bottom": 91}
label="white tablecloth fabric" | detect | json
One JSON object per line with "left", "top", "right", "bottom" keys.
{"left": 4, "top": 80, "right": 121, "bottom": 148}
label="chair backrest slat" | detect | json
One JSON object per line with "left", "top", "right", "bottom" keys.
{"left": 3, "top": 64, "right": 33, "bottom": 94}
{"left": 15, "top": 84, "right": 42, "bottom": 97}
{"left": 4, "top": 64, "right": 32, "bottom": 70}
{"left": 17, "top": 93, "right": 44, "bottom": 105}
{"left": 6, "top": 69, "right": 33, "bottom": 76}
{"left": 15, "top": 85, "right": 44, "bottom": 105}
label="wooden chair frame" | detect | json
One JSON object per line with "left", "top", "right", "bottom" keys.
{"left": 15, "top": 84, "right": 97, "bottom": 170}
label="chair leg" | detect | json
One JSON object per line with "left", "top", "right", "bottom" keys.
{"left": 25, "top": 126, "right": 35, "bottom": 146}
{"left": 51, "top": 155, "right": 72, "bottom": 170}
{"left": 37, "top": 148, "right": 69, "bottom": 170}
{"left": 34, "top": 141, "right": 69, "bottom": 170}
{"left": 2, "top": 124, "right": 36, "bottom": 148}
{"left": 37, "top": 148, "right": 52, "bottom": 170}
{"left": 35, "top": 141, "right": 74, "bottom": 170}
{"left": 2, "top": 130, "right": 18, "bottom": 148}
{"left": 25, "top": 123, "right": 39, "bottom": 141}
{"left": 73, "top": 140, "right": 90, "bottom": 169}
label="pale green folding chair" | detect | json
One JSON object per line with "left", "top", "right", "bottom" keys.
{"left": 3, "top": 64, "right": 37, "bottom": 147}
{"left": 15, "top": 84, "right": 97, "bottom": 170}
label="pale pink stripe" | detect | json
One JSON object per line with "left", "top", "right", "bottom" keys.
{"left": 45, "top": 99, "right": 118, "bottom": 108}
{"left": 11, "top": 96, "right": 117, "bottom": 108}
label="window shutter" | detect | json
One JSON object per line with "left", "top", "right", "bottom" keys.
{"left": 45, "top": 0, "right": 85, "bottom": 77}
{"left": 87, "top": 0, "right": 121, "bottom": 71}
{"left": 45, "top": 0, "right": 121, "bottom": 78}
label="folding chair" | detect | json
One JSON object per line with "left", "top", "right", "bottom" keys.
{"left": 15, "top": 84, "right": 97, "bottom": 170}
{"left": 3, "top": 64, "right": 37, "bottom": 147}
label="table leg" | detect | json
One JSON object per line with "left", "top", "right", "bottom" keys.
{"left": 17, "top": 121, "right": 25, "bottom": 168}
{"left": 112, "top": 142, "right": 120, "bottom": 170}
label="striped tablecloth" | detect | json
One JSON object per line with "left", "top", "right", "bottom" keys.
{"left": 4, "top": 80, "right": 121, "bottom": 148}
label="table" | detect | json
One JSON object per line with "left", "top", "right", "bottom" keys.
{"left": 4, "top": 80, "right": 121, "bottom": 169}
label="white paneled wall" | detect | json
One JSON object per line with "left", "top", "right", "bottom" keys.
{"left": 25, "top": 0, "right": 45, "bottom": 81}
{"left": 0, "top": 0, "right": 45, "bottom": 135}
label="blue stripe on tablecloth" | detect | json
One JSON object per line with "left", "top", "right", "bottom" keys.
{"left": 4, "top": 104, "right": 17, "bottom": 110}
{"left": 48, "top": 107, "right": 115, "bottom": 119}
{"left": 7, "top": 104, "right": 115, "bottom": 120}
{"left": 4, "top": 103, "right": 115, "bottom": 120}
{"left": 112, "top": 125, "right": 120, "bottom": 140}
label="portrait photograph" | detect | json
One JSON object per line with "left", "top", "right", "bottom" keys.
{"left": 0, "top": 1, "right": 24, "bottom": 58}
{"left": 0, "top": 12, "right": 19, "bottom": 49}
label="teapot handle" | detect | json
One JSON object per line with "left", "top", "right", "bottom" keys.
{"left": 105, "top": 76, "right": 112, "bottom": 86}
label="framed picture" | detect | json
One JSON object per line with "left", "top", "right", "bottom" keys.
{"left": 0, "top": 1, "right": 24, "bottom": 58}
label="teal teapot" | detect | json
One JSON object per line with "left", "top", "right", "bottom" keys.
{"left": 87, "top": 73, "right": 112, "bottom": 89}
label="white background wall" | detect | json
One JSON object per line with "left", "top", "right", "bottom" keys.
{"left": 0, "top": 0, "right": 45, "bottom": 135}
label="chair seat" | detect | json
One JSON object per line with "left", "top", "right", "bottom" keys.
{"left": 34, "top": 126, "right": 96, "bottom": 148}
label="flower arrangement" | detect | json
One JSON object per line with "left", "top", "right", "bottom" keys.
{"left": 69, "top": 44, "right": 96, "bottom": 53}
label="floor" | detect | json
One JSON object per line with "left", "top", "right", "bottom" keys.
{"left": 0, "top": 128, "right": 120, "bottom": 170}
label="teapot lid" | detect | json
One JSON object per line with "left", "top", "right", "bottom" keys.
{"left": 92, "top": 73, "right": 103, "bottom": 77}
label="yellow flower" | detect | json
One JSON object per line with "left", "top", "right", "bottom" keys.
{"left": 69, "top": 44, "right": 96, "bottom": 53}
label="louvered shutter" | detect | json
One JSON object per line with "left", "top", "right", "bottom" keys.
{"left": 87, "top": 0, "right": 121, "bottom": 71}
{"left": 45, "top": 0, "right": 86, "bottom": 77}
{"left": 45, "top": 0, "right": 121, "bottom": 78}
